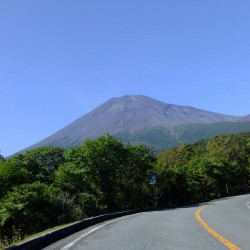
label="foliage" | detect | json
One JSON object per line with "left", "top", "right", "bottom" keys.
{"left": 1, "top": 132, "right": 250, "bottom": 246}
{"left": 9, "top": 147, "right": 65, "bottom": 184}
{"left": 0, "top": 183, "right": 55, "bottom": 245}
{"left": 155, "top": 132, "right": 250, "bottom": 205}
{"left": 0, "top": 160, "right": 31, "bottom": 199}
{"left": 55, "top": 135, "right": 155, "bottom": 212}
{"left": 116, "top": 144, "right": 155, "bottom": 209}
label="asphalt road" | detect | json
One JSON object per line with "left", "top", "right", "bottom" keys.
{"left": 44, "top": 194, "right": 250, "bottom": 250}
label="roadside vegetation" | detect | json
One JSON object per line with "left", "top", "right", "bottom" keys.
{"left": 0, "top": 133, "right": 250, "bottom": 247}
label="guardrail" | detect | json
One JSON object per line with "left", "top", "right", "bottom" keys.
{"left": 5, "top": 210, "right": 139, "bottom": 250}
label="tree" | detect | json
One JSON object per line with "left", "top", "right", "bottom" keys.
{"left": 205, "top": 134, "right": 249, "bottom": 195}
{"left": 0, "top": 183, "right": 56, "bottom": 245}
{"left": 117, "top": 144, "right": 155, "bottom": 209}
{"left": 0, "top": 160, "right": 30, "bottom": 198}
{"left": 186, "top": 157, "right": 214, "bottom": 201}
{"left": 155, "top": 145, "right": 194, "bottom": 205}
{"left": 0, "top": 152, "right": 4, "bottom": 161}
{"left": 56, "top": 134, "right": 128, "bottom": 213}
{"left": 10, "top": 147, "right": 65, "bottom": 183}
{"left": 55, "top": 135, "right": 156, "bottom": 212}
{"left": 78, "top": 134, "right": 126, "bottom": 211}
{"left": 55, "top": 162, "right": 103, "bottom": 216}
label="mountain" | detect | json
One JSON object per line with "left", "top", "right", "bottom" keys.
{"left": 25, "top": 95, "right": 250, "bottom": 152}
{"left": 239, "top": 114, "right": 250, "bottom": 122}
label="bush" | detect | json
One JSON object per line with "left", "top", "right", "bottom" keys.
{"left": 0, "top": 183, "right": 55, "bottom": 246}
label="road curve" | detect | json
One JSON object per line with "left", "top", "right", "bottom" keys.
{"left": 43, "top": 194, "right": 250, "bottom": 250}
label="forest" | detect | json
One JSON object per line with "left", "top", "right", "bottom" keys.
{"left": 0, "top": 132, "right": 250, "bottom": 247}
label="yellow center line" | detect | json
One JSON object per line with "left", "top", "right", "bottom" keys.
{"left": 195, "top": 205, "right": 241, "bottom": 250}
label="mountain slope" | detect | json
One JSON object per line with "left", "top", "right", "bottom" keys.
{"left": 115, "top": 121, "right": 250, "bottom": 152}
{"left": 240, "top": 114, "right": 250, "bottom": 121}
{"left": 26, "top": 95, "right": 245, "bottom": 151}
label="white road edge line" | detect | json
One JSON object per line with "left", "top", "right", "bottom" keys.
{"left": 247, "top": 201, "right": 250, "bottom": 209}
{"left": 60, "top": 214, "right": 139, "bottom": 250}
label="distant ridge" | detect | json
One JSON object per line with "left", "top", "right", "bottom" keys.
{"left": 239, "top": 114, "right": 250, "bottom": 121}
{"left": 22, "top": 95, "right": 250, "bottom": 152}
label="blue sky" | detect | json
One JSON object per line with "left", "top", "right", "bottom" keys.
{"left": 1, "top": 0, "right": 250, "bottom": 156}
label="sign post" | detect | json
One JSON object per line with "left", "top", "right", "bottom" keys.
{"left": 150, "top": 173, "right": 158, "bottom": 207}
{"left": 150, "top": 173, "right": 157, "bottom": 185}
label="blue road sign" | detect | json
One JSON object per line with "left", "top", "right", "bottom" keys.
{"left": 150, "top": 173, "right": 157, "bottom": 180}
{"left": 150, "top": 173, "right": 157, "bottom": 184}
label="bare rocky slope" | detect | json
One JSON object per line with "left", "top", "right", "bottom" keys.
{"left": 24, "top": 95, "right": 247, "bottom": 151}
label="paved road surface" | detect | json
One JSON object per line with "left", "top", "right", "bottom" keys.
{"left": 44, "top": 194, "right": 250, "bottom": 250}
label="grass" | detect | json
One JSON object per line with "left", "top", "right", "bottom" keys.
{"left": 1, "top": 221, "right": 78, "bottom": 249}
